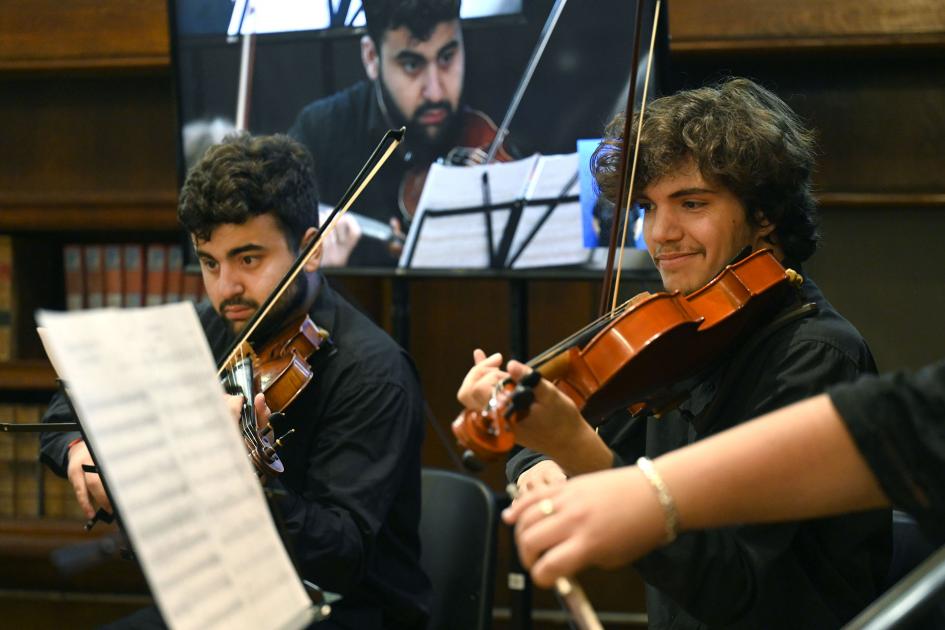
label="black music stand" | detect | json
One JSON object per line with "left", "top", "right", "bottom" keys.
{"left": 400, "top": 171, "right": 580, "bottom": 270}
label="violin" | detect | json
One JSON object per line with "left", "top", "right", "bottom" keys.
{"left": 221, "top": 315, "right": 333, "bottom": 477}
{"left": 452, "top": 249, "right": 804, "bottom": 462}
{"left": 217, "top": 129, "right": 405, "bottom": 477}
{"left": 398, "top": 108, "right": 515, "bottom": 219}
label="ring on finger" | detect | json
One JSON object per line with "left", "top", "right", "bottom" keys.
{"left": 538, "top": 497, "right": 555, "bottom": 517}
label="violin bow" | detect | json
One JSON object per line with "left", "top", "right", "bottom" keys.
{"left": 217, "top": 127, "right": 405, "bottom": 373}
{"left": 483, "top": 0, "right": 569, "bottom": 164}
{"left": 599, "top": 0, "right": 663, "bottom": 317}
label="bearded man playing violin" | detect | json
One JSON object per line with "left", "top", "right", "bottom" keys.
{"left": 458, "top": 78, "right": 891, "bottom": 629}
{"left": 290, "top": 0, "right": 512, "bottom": 266}
{"left": 40, "top": 134, "right": 431, "bottom": 629}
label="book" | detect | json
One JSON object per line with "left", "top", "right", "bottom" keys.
{"left": 83, "top": 245, "right": 105, "bottom": 309}
{"left": 182, "top": 269, "right": 204, "bottom": 305}
{"left": 104, "top": 244, "right": 124, "bottom": 308}
{"left": 0, "top": 403, "right": 14, "bottom": 517}
{"left": 13, "top": 404, "right": 40, "bottom": 518}
{"left": 123, "top": 244, "right": 145, "bottom": 308}
{"left": 0, "top": 236, "right": 12, "bottom": 360}
{"left": 63, "top": 244, "right": 85, "bottom": 311}
{"left": 144, "top": 243, "right": 167, "bottom": 307}
{"left": 165, "top": 244, "right": 183, "bottom": 303}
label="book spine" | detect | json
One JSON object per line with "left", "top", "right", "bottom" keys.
{"left": 0, "top": 403, "right": 14, "bottom": 518}
{"left": 144, "top": 243, "right": 167, "bottom": 307}
{"left": 0, "top": 236, "right": 11, "bottom": 361}
{"left": 104, "top": 244, "right": 124, "bottom": 308}
{"left": 84, "top": 244, "right": 105, "bottom": 309}
{"left": 123, "top": 244, "right": 145, "bottom": 308}
{"left": 182, "top": 269, "right": 203, "bottom": 305}
{"left": 63, "top": 244, "right": 85, "bottom": 311}
{"left": 13, "top": 404, "right": 40, "bottom": 518}
{"left": 165, "top": 245, "right": 183, "bottom": 303}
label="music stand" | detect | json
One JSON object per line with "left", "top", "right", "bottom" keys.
{"left": 399, "top": 155, "right": 583, "bottom": 270}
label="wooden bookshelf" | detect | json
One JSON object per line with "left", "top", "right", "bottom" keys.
{"left": 0, "top": 361, "right": 58, "bottom": 392}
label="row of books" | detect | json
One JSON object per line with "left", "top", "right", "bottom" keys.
{"left": 64, "top": 243, "right": 205, "bottom": 311}
{"left": 0, "top": 403, "right": 86, "bottom": 520}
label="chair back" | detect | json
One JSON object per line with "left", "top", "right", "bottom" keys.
{"left": 419, "top": 468, "right": 497, "bottom": 630}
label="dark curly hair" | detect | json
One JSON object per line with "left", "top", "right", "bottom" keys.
{"left": 592, "top": 78, "right": 820, "bottom": 263}
{"left": 363, "top": 0, "right": 460, "bottom": 47}
{"left": 178, "top": 133, "right": 319, "bottom": 250}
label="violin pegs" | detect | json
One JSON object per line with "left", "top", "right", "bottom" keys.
{"left": 275, "top": 428, "right": 296, "bottom": 449}
{"left": 520, "top": 370, "right": 542, "bottom": 388}
{"left": 508, "top": 386, "right": 535, "bottom": 415}
{"left": 461, "top": 450, "right": 485, "bottom": 473}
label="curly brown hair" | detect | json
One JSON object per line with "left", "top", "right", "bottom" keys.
{"left": 178, "top": 133, "right": 319, "bottom": 249}
{"left": 592, "top": 78, "right": 819, "bottom": 262}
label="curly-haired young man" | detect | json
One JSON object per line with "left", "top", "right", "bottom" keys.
{"left": 459, "top": 78, "right": 891, "bottom": 629}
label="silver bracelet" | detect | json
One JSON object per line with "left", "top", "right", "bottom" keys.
{"left": 636, "top": 456, "right": 679, "bottom": 544}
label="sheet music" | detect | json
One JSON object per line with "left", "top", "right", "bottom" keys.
{"left": 509, "top": 152, "right": 586, "bottom": 269}
{"left": 38, "top": 304, "right": 312, "bottom": 630}
{"left": 399, "top": 156, "right": 539, "bottom": 268}
{"left": 399, "top": 154, "right": 587, "bottom": 269}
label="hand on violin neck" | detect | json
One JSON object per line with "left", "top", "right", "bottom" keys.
{"left": 223, "top": 392, "right": 271, "bottom": 430}
{"left": 456, "top": 349, "right": 509, "bottom": 409}
{"left": 66, "top": 440, "right": 112, "bottom": 519}
{"left": 506, "top": 361, "right": 613, "bottom": 477}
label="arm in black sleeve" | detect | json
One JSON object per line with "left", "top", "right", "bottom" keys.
{"left": 272, "top": 379, "right": 421, "bottom": 594}
{"left": 831, "top": 359, "right": 945, "bottom": 541}
{"left": 39, "top": 388, "right": 82, "bottom": 477}
{"left": 636, "top": 340, "right": 879, "bottom": 627}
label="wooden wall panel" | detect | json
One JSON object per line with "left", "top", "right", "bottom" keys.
{"left": 671, "top": 52, "right": 945, "bottom": 196}
{"left": 671, "top": 0, "right": 945, "bottom": 51}
{"left": 0, "top": 74, "right": 178, "bottom": 197}
{"left": 0, "top": 0, "right": 169, "bottom": 70}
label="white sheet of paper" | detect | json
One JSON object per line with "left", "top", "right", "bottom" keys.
{"left": 508, "top": 153, "right": 587, "bottom": 269}
{"left": 399, "top": 156, "right": 538, "bottom": 268}
{"left": 38, "top": 304, "right": 312, "bottom": 630}
{"left": 399, "top": 154, "right": 587, "bottom": 269}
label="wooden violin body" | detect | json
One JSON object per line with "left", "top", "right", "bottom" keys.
{"left": 222, "top": 314, "right": 331, "bottom": 477}
{"left": 453, "top": 250, "right": 802, "bottom": 461}
{"left": 398, "top": 108, "right": 514, "bottom": 219}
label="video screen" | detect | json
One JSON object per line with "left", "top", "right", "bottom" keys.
{"left": 170, "top": 0, "right": 667, "bottom": 269}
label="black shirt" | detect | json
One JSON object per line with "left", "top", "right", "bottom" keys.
{"left": 289, "top": 80, "right": 410, "bottom": 267}
{"left": 508, "top": 275, "right": 891, "bottom": 629}
{"left": 831, "top": 359, "right": 945, "bottom": 544}
{"left": 41, "top": 278, "right": 432, "bottom": 629}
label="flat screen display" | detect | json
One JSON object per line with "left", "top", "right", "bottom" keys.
{"left": 170, "top": 0, "right": 668, "bottom": 268}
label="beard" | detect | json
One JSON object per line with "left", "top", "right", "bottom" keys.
{"left": 376, "top": 75, "right": 464, "bottom": 164}
{"left": 218, "top": 272, "right": 309, "bottom": 341}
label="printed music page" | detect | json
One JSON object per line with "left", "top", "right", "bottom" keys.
{"left": 37, "top": 303, "right": 313, "bottom": 630}
{"left": 399, "top": 155, "right": 539, "bottom": 268}
{"left": 508, "top": 152, "right": 586, "bottom": 269}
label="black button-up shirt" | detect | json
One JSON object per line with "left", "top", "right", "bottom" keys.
{"left": 509, "top": 275, "right": 891, "bottom": 629}
{"left": 289, "top": 80, "right": 410, "bottom": 267}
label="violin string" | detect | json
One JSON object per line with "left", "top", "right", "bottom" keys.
{"left": 528, "top": 297, "right": 634, "bottom": 368}
{"left": 611, "top": 0, "right": 662, "bottom": 316}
